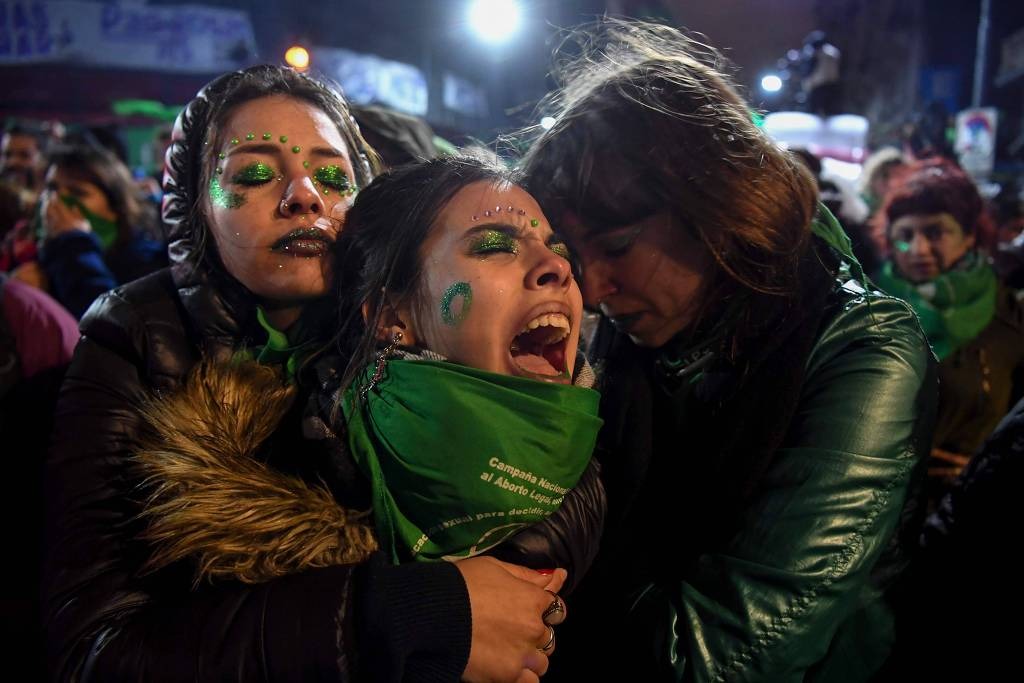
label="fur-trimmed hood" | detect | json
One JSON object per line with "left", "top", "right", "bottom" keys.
{"left": 135, "top": 359, "right": 377, "bottom": 585}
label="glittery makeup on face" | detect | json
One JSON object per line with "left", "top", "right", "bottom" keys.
{"left": 230, "top": 161, "right": 276, "bottom": 186}
{"left": 470, "top": 229, "right": 519, "bottom": 255}
{"left": 549, "top": 241, "right": 571, "bottom": 260}
{"left": 313, "top": 165, "right": 354, "bottom": 194}
{"left": 209, "top": 176, "right": 246, "bottom": 209}
{"left": 441, "top": 281, "right": 473, "bottom": 327}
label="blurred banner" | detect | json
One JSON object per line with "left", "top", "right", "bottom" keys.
{"left": 0, "top": 0, "right": 256, "bottom": 74}
{"left": 314, "top": 46, "right": 428, "bottom": 117}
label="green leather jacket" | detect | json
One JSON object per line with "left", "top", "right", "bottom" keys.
{"left": 549, "top": 275, "right": 937, "bottom": 682}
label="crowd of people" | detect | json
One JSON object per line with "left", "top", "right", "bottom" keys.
{"left": 2, "top": 17, "right": 1022, "bottom": 683}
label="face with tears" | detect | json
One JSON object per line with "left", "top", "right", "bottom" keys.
{"left": 394, "top": 180, "right": 583, "bottom": 383}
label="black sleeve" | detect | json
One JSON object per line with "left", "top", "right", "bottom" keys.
{"left": 42, "top": 295, "right": 471, "bottom": 682}
{"left": 486, "top": 458, "right": 605, "bottom": 594}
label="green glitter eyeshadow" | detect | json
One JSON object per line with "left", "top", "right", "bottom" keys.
{"left": 209, "top": 177, "right": 246, "bottom": 209}
{"left": 313, "top": 165, "right": 351, "bottom": 192}
{"left": 549, "top": 243, "right": 571, "bottom": 260}
{"left": 245, "top": 133, "right": 255, "bottom": 141}
{"left": 279, "top": 135, "right": 288, "bottom": 143}
{"left": 441, "top": 281, "right": 473, "bottom": 327}
{"left": 262, "top": 132, "right": 272, "bottom": 140}
{"left": 530, "top": 219, "right": 540, "bottom": 227}
{"left": 230, "top": 161, "right": 276, "bottom": 185}
{"left": 470, "top": 230, "right": 518, "bottom": 255}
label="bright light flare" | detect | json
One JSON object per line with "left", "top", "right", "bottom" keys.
{"left": 285, "top": 45, "right": 310, "bottom": 70}
{"left": 468, "top": 0, "right": 522, "bottom": 44}
{"left": 761, "top": 74, "right": 783, "bottom": 93}
{"left": 540, "top": 116, "right": 556, "bottom": 130}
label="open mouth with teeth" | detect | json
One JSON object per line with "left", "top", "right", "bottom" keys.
{"left": 509, "top": 312, "right": 572, "bottom": 380}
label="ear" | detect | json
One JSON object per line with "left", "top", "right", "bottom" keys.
{"left": 362, "top": 296, "right": 419, "bottom": 346}
{"left": 964, "top": 232, "right": 976, "bottom": 251}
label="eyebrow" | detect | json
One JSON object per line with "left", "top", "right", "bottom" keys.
{"left": 228, "top": 143, "right": 347, "bottom": 159}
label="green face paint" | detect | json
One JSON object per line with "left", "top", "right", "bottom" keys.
{"left": 314, "top": 165, "right": 354, "bottom": 194}
{"left": 279, "top": 135, "right": 288, "bottom": 143}
{"left": 262, "top": 132, "right": 272, "bottom": 140}
{"left": 530, "top": 219, "right": 540, "bottom": 227}
{"left": 231, "top": 161, "right": 275, "bottom": 186}
{"left": 549, "top": 242, "right": 571, "bottom": 260}
{"left": 895, "top": 241, "right": 911, "bottom": 253}
{"left": 245, "top": 132, "right": 255, "bottom": 141}
{"left": 441, "top": 281, "right": 473, "bottom": 327}
{"left": 209, "top": 176, "right": 246, "bottom": 209}
{"left": 470, "top": 229, "right": 518, "bottom": 255}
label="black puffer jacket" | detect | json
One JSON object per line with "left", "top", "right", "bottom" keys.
{"left": 41, "top": 68, "right": 471, "bottom": 682}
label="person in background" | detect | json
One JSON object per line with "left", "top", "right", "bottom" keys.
{"left": 352, "top": 104, "right": 439, "bottom": 167}
{"left": 14, "top": 143, "right": 167, "bottom": 317}
{"left": 1, "top": 121, "right": 46, "bottom": 200}
{"left": 0, "top": 271, "right": 79, "bottom": 682}
{"left": 521, "top": 19, "right": 936, "bottom": 682}
{"left": 873, "top": 158, "right": 1024, "bottom": 507}
{"left": 859, "top": 147, "right": 906, "bottom": 217}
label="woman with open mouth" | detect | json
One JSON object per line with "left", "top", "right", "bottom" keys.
{"left": 44, "top": 67, "right": 559, "bottom": 683}
{"left": 520, "top": 19, "right": 938, "bottom": 682}
{"left": 318, "top": 153, "right": 604, "bottom": 680}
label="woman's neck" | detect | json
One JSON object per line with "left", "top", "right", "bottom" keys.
{"left": 260, "top": 302, "right": 302, "bottom": 331}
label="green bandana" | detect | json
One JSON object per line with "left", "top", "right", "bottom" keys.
{"left": 812, "top": 203, "right": 865, "bottom": 286}
{"left": 342, "top": 359, "right": 602, "bottom": 563}
{"left": 59, "top": 194, "right": 119, "bottom": 251}
{"left": 232, "top": 307, "right": 314, "bottom": 381}
{"left": 874, "top": 251, "right": 997, "bottom": 360}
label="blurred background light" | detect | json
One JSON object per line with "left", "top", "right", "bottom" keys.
{"left": 284, "top": 45, "right": 310, "bottom": 70}
{"left": 468, "top": 0, "right": 522, "bottom": 44}
{"left": 540, "top": 116, "right": 556, "bottom": 130}
{"left": 761, "top": 74, "right": 783, "bottom": 93}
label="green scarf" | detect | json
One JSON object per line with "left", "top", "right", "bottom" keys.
{"left": 59, "top": 194, "right": 119, "bottom": 251}
{"left": 874, "top": 251, "right": 997, "bottom": 360}
{"left": 232, "top": 307, "right": 314, "bottom": 381}
{"left": 342, "top": 359, "right": 602, "bottom": 564}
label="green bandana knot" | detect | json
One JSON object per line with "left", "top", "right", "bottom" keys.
{"left": 342, "top": 359, "right": 602, "bottom": 564}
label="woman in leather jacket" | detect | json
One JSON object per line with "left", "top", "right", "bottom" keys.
{"left": 520, "top": 20, "right": 938, "bottom": 682}
{"left": 42, "top": 65, "right": 565, "bottom": 682}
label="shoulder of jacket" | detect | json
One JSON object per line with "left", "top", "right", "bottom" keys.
{"left": 810, "top": 277, "right": 933, "bottom": 374}
{"left": 78, "top": 269, "right": 195, "bottom": 385}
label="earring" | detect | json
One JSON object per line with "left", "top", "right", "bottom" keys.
{"left": 361, "top": 331, "right": 403, "bottom": 399}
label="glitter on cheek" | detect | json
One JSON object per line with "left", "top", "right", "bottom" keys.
{"left": 440, "top": 281, "right": 473, "bottom": 327}
{"left": 209, "top": 176, "right": 246, "bottom": 210}
{"left": 895, "top": 241, "right": 911, "bottom": 253}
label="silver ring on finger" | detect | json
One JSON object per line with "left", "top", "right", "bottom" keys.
{"left": 537, "top": 624, "right": 556, "bottom": 653}
{"left": 542, "top": 589, "right": 566, "bottom": 626}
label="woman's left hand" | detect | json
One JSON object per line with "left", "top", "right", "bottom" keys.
{"left": 42, "top": 191, "right": 91, "bottom": 239}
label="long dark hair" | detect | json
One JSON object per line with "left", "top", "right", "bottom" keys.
{"left": 332, "top": 152, "right": 518, "bottom": 394}
{"left": 47, "top": 143, "right": 154, "bottom": 247}
{"left": 519, "top": 19, "right": 818, "bottom": 341}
